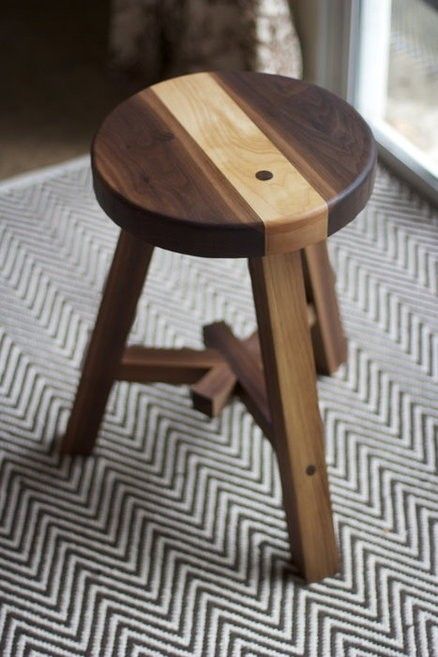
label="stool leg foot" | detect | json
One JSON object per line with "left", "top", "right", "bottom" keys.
{"left": 61, "top": 231, "right": 154, "bottom": 455}
{"left": 249, "top": 251, "right": 339, "bottom": 582}
{"left": 303, "top": 240, "right": 347, "bottom": 375}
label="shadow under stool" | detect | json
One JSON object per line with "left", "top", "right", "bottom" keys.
{"left": 61, "top": 71, "right": 377, "bottom": 583}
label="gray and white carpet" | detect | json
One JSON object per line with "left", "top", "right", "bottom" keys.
{"left": 0, "top": 158, "right": 437, "bottom": 657}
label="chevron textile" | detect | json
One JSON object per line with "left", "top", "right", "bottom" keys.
{"left": 0, "top": 157, "right": 437, "bottom": 656}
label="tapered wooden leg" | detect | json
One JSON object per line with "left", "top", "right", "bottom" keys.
{"left": 303, "top": 240, "right": 347, "bottom": 375}
{"left": 61, "top": 231, "right": 154, "bottom": 455}
{"left": 249, "top": 250, "right": 339, "bottom": 582}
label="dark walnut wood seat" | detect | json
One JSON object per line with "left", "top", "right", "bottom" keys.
{"left": 63, "top": 71, "right": 377, "bottom": 583}
{"left": 92, "top": 71, "right": 376, "bottom": 258}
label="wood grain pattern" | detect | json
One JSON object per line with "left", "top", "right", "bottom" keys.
{"left": 202, "top": 322, "right": 272, "bottom": 439}
{"left": 92, "top": 71, "right": 376, "bottom": 258}
{"left": 191, "top": 360, "right": 237, "bottom": 418}
{"left": 215, "top": 71, "right": 377, "bottom": 236}
{"left": 303, "top": 241, "right": 347, "bottom": 374}
{"left": 191, "top": 330, "right": 261, "bottom": 417}
{"left": 249, "top": 251, "right": 339, "bottom": 581}
{"left": 117, "top": 346, "right": 223, "bottom": 384}
{"left": 61, "top": 231, "right": 154, "bottom": 455}
{"left": 152, "top": 73, "right": 327, "bottom": 253}
{"left": 92, "top": 90, "right": 264, "bottom": 257}
{"left": 191, "top": 307, "right": 317, "bottom": 417}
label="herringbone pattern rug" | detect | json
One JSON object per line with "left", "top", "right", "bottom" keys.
{"left": 0, "top": 158, "right": 437, "bottom": 657}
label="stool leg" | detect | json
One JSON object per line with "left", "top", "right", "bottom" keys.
{"left": 249, "top": 251, "right": 339, "bottom": 582}
{"left": 303, "top": 240, "right": 347, "bottom": 375}
{"left": 61, "top": 230, "right": 154, "bottom": 455}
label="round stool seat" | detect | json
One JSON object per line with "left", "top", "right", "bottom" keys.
{"left": 92, "top": 71, "right": 376, "bottom": 258}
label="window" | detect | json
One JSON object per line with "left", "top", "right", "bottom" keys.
{"left": 353, "top": 0, "right": 438, "bottom": 200}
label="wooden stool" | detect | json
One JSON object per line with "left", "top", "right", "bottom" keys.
{"left": 62, "top": 72, "right": 376, "bottom": 582}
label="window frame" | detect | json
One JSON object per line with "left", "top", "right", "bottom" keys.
{"left": 294, "top": 0, "right": 438, "bottom": 205}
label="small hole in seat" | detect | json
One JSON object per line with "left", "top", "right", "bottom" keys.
{"left": 255, "top": 170, "right": 273, "bottom": 181}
